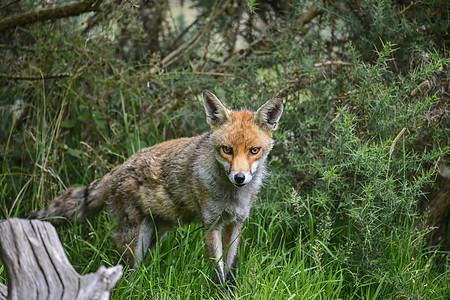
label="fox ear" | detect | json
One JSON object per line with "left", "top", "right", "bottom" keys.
{"left": 203, "top": 90, "right": 230, "bottom": 129}
{"left": 254, "top": 98, "right": 283, "bottom": 132}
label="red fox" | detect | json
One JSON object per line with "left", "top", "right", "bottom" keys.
{"left": 28, "top": 90, "right": 283, "bottom": 289}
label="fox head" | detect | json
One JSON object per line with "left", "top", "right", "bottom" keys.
{"left": 203, "top": 90, "right": 283, "bottom": 187}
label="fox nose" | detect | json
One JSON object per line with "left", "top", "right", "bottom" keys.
{"left": 234, "top": 173, "right": 245, "bottom": 184}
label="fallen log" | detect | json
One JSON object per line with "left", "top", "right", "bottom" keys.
{"left": 0, "top": 218, "right": 122, "bottom": 300}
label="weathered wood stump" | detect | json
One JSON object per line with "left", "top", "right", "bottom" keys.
{"left": 0, "top": 284, "right": 6, "bottom": 299}
{"left": 425, "top": 163, "right": 450, "bottom": 248}
{"left": 0, "top": 218, "right": 123, "bottom": 300}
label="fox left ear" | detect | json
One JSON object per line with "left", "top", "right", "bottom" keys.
{"left": 254, "top": 98, "right": 283, "bottom": 132}
{"left": 203, "top": 90, "right": 230, "bottom": 129}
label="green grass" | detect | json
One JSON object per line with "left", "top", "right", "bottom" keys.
{"left": 2, "top": 192, "right": 446, "bottom": 299}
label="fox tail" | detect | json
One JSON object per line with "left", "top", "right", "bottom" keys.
{"left": 26, "top": 177, "right": 108, "bottom": 225}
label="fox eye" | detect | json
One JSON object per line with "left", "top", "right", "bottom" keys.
{"left": 250, "top": 147, "right": 261, "bottom": 155}
{"left": 222, "top": 146, "right": 233, "bottom": 155}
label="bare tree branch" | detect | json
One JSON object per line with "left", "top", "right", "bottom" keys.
{"left": 0, "top": 0, "right": 19, "bottom": 11}
{"left": 314, "top": 60, "right": 353, "bottom": 67}
{"left": 0, "top": 0, "right": 103, "bottom": 32}
{"left": 165, "top": 10, "right": 208, "bottom": 52}
{"left": 81, "top": 0, "right": 119, "bottom": 35}
{"left": 0, "top": 73, "right": 72, "bottom": 81}
{"left": 0, "top": 43, "right": 35, "bottom": 51}
{"left": 148, "top": 0, "right": 231, "bottom": 75}
{"left": 295, "top": 4, "right": 321, "bottom": 29}
{"left": 221, "top": 4, "right": 322, "bottom": 68}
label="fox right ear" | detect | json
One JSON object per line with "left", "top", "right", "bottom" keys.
{"left": 203, "top": 90, "right": 230, "bottom": 129}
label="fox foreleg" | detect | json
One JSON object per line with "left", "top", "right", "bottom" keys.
{"left": 205, "top": 226, "right": 225, "bottom": 285}
{"left": 205, "top": 221, "right": 243, "bottom": 290}
{"left": 223, "top": 222, "right": 242, "bottom": 287}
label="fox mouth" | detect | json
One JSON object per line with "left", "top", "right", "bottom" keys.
{"left": 233, "top": 182, "right": 247, "bottom": 188}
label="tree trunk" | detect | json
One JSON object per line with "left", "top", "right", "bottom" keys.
{"left": 0, "top": 218, "right": 122, "bottom": 300}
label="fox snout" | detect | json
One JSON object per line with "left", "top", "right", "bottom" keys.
{"left": 230, "top": 170, "right": 257, "bottom": 187}
{"left": 230, "top": 171, "right": 251, "bottom": 187}
{"left": 227, "top": 170, "right": 253, "bottom": 187}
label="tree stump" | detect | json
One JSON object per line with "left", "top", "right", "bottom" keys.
{"left": 0, "top": 218, "right": 123, "bottom": 300}
{"left": 425, "top": 163, "right": 450, "bottom": 249}
{"left": 0, "top": 284, "right": 6, "bottom": 299}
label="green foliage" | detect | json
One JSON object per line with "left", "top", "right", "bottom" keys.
{"left": 268, "top": 34, "right": 449, "bottom": 300}
{"left": 332, "top": 0, "right": 449, "bottom": 63}
{"left": 1, "top": 0, "right": 449, "bottom": 298}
